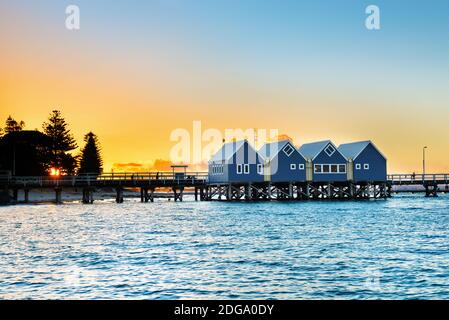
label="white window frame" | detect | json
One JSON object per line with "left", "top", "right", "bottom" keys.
{"left": 237, "top": 164, "right": 243, "bottom": 174}
{"left": 290, "top": 163, "right": 296, "bottom": 170}
{"left": 324, "top": 144, "right": 336, "bottom": 157}
{"left": 257, "top": 164, "right": 263, "bottom": 175}
{"left": 283, "top": 144, "right": 295, "bottom": 157}
{"left": 330, "top": 164, "right": 338, "bottom": 173}
{"left": 314, "top": 163, "right": 346, "bottom": 174}
{"left": 298, "top": 164, "right": 305, "bottom": 170}
{"left": 338, "top": 164, "right": 347, "bottom": 173}
{"left": 355, "top": 163, "right": 361, "bottom": 170}
{"left": 244, "top": 164, "right": 250, "bottom": 174}
{"left": 364, "top": 163, "right": 370, "bottom": 170}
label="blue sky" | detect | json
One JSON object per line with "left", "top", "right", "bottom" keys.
{"left": 1, "top": 0, "right": 449, "bottom": 172}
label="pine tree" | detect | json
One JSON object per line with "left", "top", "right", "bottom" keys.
{"left": 42, "top": 110, "right": 78, "bottom": 174}
{"left": 4, "top": 116, "right": 25, "bottom": 134}
{"left": 78, "top": 132, "right": 103, "bottom": 175}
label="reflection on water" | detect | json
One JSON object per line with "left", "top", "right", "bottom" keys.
{"left": 1, "top": 194, "right": 449, "bottom": 299}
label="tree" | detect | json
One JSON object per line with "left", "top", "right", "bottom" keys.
{"left": 0, "top": 131, "right": 52, "bottom": 176}
{"left": 78, "top": 132, "right": 103, "bottom": 174}
{"left": 4, "top": 116, "right": 25, "bottom": 134}
{"left": 42, "top": 110, "right": 78, "bottom": 174}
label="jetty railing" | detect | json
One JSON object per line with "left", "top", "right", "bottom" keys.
{"left": 387, "top": 174, "right": 449, "bottom": 185}
{"left": 0, "top": 172, "right": 209, "bottom": 188}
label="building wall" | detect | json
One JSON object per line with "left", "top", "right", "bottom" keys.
{"left": 208, "top": 161, "right": 228, "bottom": 183}
{"left": 209, "top": 141, "right": 264, "bottom": 184}
{"left": 312, "top": 149, "right": 348, "bottom": 182}
{"left": 352, "top": 144, "right": 387, "bottom": 182}
{"left": 268, "top": 151, "right": 307, "bottom": 183}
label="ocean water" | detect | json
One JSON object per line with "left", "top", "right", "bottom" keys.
{"left": 0, "top": 194, "right": 448, "bottom": 300}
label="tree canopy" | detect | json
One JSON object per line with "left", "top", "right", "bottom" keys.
{"left": 4, "top": 116, "right": 25, "bottom": 134}
{"left": 42, "top": 110, "right": 78, "bottom": 174}
{"left": 78, "top": 132, "right": 103, "bottom": 174}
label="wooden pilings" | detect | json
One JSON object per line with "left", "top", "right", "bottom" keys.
{"left": 55, "top": 188, "right": 62, "bottom": 204}
{"left": 172, "top": 187, "right": 184, "bottom": 202}
{"left": 205, "top": 182, "right": 391, "bottom": 201}
{"left": 140, "top": 188, "right": 155, "bottom": 202}
{"left": 116, "top": 188, "right": 124, "bottom": 203}
{"left": 82, "top": 188, "right": 94, "bottom": 204}
{"left": 425, "top": 183, "right": 439, "bottom": 197}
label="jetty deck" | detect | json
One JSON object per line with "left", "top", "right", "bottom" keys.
{"left": 1, "top": 172, "right": 448, "bottom": 204}
{"left": 0, "top": 172, "right": 208, "bottom": 204}
{"left": 388, "top": 174, "right": 449, "bottom": 197}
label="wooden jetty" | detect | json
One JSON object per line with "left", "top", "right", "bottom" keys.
{"left": 0, "top": 172, "right": 208, "bottom": 204}
{"left": 1, "top": 172, "right": 448, "bottom": 205}
{"left": 387, "top": 174, "right": 449, "bottom": 197}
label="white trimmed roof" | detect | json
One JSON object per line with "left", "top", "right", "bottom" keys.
{"left": 258, "top": 140, "right": 289, "bottom": 160}
{"left": 298, "top": 140, "right": 335, "bottom": 160}
{"left": 338, "top": 141, "right": 387, "bottom": 160}
{"left": 210, "top": 140, "right": 265, "bottom": 163}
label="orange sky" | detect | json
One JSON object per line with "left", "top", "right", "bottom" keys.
{"left": 1, "top": 1, "right": 449, "bottom": 174}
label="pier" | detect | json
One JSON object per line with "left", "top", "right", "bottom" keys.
{"left": 388, "top": 174, "right": 449, "bottom": 197}
{"left": 0, "top": 172, "right": 208, "bottom": 204}
{"left": 1, "top": 172, "right": 448, "bottom": 204}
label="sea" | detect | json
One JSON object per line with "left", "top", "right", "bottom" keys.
{"left": 1, "top": 194, "right": 448, "bottom": 299}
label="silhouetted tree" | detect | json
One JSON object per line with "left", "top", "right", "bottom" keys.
{"left": 42, "top": 110, "right": 78, "bottom": 174}
{"left": 78, "top": 132, "right": 103, "bottom": 174}
{"left": 0, "top": 131, "right": 52, "bottom": 175}
{"left": 4, "top": 116, "right": 25, "bottom": 134}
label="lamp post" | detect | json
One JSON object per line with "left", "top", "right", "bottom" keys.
{"left": 423, "top": 146, "right": 428, "bottom": 177}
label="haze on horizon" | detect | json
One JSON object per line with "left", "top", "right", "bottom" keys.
{"left": 1, "top": 0, "right": 449, "bottom": 173}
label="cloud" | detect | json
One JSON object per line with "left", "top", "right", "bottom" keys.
{"left": 112, "top": 159, "right": 208, "bottom": 173}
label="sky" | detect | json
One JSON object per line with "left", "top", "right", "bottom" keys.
{"left": 1, "top": 0, "right": 449, "bottom": 173}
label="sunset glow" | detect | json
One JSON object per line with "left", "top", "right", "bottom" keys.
{"left": 1, "top": 1, "right": 449, "bottom": 173}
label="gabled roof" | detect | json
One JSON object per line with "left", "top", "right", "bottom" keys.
{"left": 298, "top": 140, "right": 335, "bottom": 160}
{"left": 210, "top": 140, "right": 258, "bottom": 162}
{"left": 258, "top": 140, "right": 291, "bottom": 161}
{"left": 338, "top": 141, "right": 387, "bottom": 160}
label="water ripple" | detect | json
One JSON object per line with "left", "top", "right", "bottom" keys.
{"left": 1, "top": 194, "right": 449, "bottom": 299}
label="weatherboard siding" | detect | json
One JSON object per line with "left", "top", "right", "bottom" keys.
{"left": 352, "top": 144, "right": 387, "bottom": 182}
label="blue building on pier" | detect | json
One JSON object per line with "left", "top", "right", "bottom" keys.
{"left": 208, "top": 140, "right": 264, "bottom": 184}
{"left": 299, "top": 140, "right": 348, "bottom": 182}
{"left": 258, "top": 140, "right": 307, "bottom": 183}
{"left": 338, "top": 141, "right": 387, "bottom": 182}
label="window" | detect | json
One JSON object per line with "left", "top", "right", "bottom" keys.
{"left": 364, "top": 164, "right": 370, "bottom": 170}
{"left": 331, "top": 165, "right": 338, "bottom": 173}
{"left": 339, "top": 164, "right": 346, "bottom": 173}
{"left": 290, "top": 164, "right": 296, "bottom": 170}
{"left": 298, "top": 164, "right": 305, "bottom": 170}
{"left": 324, "top": 144, "right": 336, "bottom": 157}
{"left": 314, "top": 164, "right": 322, "bottom": 173}
{"left": 257, "top": 164, "right": 263, "bottom": 175}
{"left": 355, "top": 163, "right": 361, "bottom": 170}
{"left": 283, "top": 144, "right": 295, "bottom": 157}
{"left": 244, "top": 164, "right": 250, "bottom": 174}
{"left": 322, "top": 165, "right": 330, "bottom": 173}
{"left": 237, "top": 164, "right": 243, "bottom": 174}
